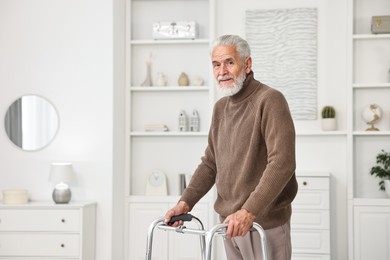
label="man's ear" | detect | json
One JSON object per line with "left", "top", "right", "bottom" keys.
{"left": 245, "top": 56, "right": 252, "bottom": 73}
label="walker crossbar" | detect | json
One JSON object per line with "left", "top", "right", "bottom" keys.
{"left": 145, "top": 214, "right": 268, "bottom": 260}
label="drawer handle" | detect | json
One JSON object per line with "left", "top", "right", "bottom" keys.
{"left": 61, "top": 243, "right": 65, "bottom": 248}
{"left": 302, "top": 181, "right": 307, "bottom": 186}
{"left": 61, "top": 219, "right": 66, "bottom": 223}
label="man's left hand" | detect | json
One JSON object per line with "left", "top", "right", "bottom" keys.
{"left": 223, "top": 208, "right": 256, "bottom": 238}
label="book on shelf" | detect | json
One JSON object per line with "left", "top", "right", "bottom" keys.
{"left": 144, "top": 124, "right": 169, "bottom": 132}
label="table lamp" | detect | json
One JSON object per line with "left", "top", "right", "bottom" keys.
{"left": 49, "top": 162, "right": 74, "bottom": 204}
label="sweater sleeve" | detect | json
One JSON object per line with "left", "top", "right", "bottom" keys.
{"left": 242, "top": 89, "right": 296, "bottom": 217}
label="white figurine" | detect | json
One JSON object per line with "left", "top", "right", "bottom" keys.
{"left": 190, "top": 110, "right": 200, "bottom": 132}
{"left": 178, "top": 110, "right": 188, "bottom": 131}
{"left": 155, "top": 72, "right": 167, "bottom": 86}
{"left": 192, "top": 76, "right": 204, "bottom": 86}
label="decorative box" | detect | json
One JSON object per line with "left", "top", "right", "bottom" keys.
{"left": 371, "top": 15, "right": 390, "bottom": 34}
{"left": 2, "top": 189, "right": 29, "bottom": 204}
{"left": 153, "top": 21, "right": 199, "bottom": 40}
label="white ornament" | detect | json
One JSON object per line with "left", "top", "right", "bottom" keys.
{"left": 178, "top": 110, "right": 188, "bottom": 131}
{"left": 155, "top": 72, "right": 167, "bottom": 86}
{"left": 362, "top": 104, "right": 382, "bottom": 131}
{"left": 190, "top": 110, "right": 200, "bottom": 132}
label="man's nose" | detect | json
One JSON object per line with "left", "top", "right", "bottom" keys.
{"left": 218, "top": 64, "right": 227, "bottom": 75}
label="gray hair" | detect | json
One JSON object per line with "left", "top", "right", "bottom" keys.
{"left": 211, "top": 35, "right": 251, "bottom": 63}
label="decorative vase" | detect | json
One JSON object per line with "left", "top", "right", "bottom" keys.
{"left": 178, "top": 72, "right": 189, "bottom": 86}
{"left": 141, "top": 61, "right": 153, "bottom": 86}
{"left": 192, "top": 76, "right": 204, "bottom": 86}
{"left": 321, "top": 118, "right": 337, "bottom": 131}
{"left": 385, "top": 180, "right": 390, "bottom": 198}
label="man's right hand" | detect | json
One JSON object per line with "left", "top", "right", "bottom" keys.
{"left": 164, "top": 201, "right": 190, "bottom": 227}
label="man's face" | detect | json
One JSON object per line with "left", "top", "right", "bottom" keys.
{"left": 211, "top": 45, "right": 251, "bottom": 96}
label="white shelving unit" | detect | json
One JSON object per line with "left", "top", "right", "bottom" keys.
{"left": 347, "top": 0, "right": 390, "bottom": 259}
{"left": 125, "top": 0, "right": 216, "bottom": 197}
{"left": 124, "top": 0, "right": 216, "bottom": 259}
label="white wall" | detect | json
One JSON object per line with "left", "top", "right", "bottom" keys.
{"left": 0, "top": 1, "right": 116, "bottom": 260}
{"left": 215, "top": 0, "right": 348, "bottom": 259}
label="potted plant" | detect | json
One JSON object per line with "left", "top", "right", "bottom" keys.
{"left": 370, "top": 149, "right": 390, "bottom": 197}
{"left": 321, "top": 105, "right": 337, "bottom": 131}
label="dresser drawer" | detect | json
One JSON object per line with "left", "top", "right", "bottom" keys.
{"left": 293, "top": 190, "right": 329, "bottom": 209}
{"left": 291, "top": 209, "right": 330, "bottom": 230}
{"left": 0, "top": 259, "right": 78, "bottom": 260}
{"left": 294, "top": 177, "right": 329, "bottom": 210}
{"left": 0, "top": 209, "right": 80, "bottom": 232}
{"left": 0, "top": 233, "right": 80, "bottom": 257}
{"left": 296, "top": 177, "right": 329, "bottom": 190}
{"left": 0, "top": 258, "right": 78, "bottom": 260}
{"left": 291, "top": 229, "right": 330, "bottom": 254}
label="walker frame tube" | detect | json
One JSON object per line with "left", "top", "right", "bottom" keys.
{"left": 145, "top": 215, "right": 268, "bottom": 260}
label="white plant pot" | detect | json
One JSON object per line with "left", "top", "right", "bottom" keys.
{"left": 385, "top": 180, "right": 390, "bottom": 198}
{"left": 321, "top": 118, "right": 337, "bottom": 131}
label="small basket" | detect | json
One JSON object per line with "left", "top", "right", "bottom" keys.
{"left": 2, "top": 189, "right": 29, "bottom": 204}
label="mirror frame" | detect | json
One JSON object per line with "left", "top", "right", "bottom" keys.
{"left": 4, "top": 95, "right": 60, "bottom": 151}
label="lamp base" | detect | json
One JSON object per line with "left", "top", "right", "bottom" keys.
{"left": 52, "top": 183, "right": 71, "bottom": 204}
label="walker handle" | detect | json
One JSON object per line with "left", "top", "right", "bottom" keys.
{"left": 168, "top": 214, "right": 193, "bottom": 225}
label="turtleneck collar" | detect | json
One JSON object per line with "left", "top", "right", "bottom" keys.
{"left": 229, "top": 71, "right": 260, "bottom": 103}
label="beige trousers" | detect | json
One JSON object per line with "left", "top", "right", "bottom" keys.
{"left": 223, "top": 220, "right": 291, "bottom": 260}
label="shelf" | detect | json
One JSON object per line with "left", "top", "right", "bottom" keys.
{"left": 296, "top": 131, "right": 347, "bottom": 136}
{"left": 130, "top": 131, "right": 208, "bottom": 137}
{"left": 130, "top": 39, "right": 210, "bottom": 45}
{"left": 353, "top": 34, "right": 390, "bottom": 40}
{"left": 353, "top": 83, "right": 390, "bottom": 88}
{"left": 352, "top": 131, "right": 390, "bottom": 136}
{"left": 133, "top": 131, "right": 349, "bottom": 137}
{"left": 130, "top": 86, "right": 210, "bottom": 92}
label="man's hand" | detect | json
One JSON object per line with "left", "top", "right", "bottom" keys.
{"left": 224, "top": 209, "right": 256, "bottom": 238}
{"left": 164, "top": 201, "right": 190, "bottom": 227}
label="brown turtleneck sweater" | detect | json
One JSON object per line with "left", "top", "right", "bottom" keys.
{"left": 180, "top": 71, "right": 298, "bottom": 229}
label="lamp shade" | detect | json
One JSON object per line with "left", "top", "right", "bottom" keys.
{"left": 49, "top": 162, "right": 74, "bottom": 184}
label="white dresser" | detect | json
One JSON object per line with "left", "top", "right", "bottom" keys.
{"left": 0, "top": 201, "right": 96, "bottom": 260}
{"left": 292, "top": 173, "right": 330, "bottom": 260}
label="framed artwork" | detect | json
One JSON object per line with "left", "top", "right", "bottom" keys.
{"left": 246, "top": 8, "right": 318, "bottom": 120}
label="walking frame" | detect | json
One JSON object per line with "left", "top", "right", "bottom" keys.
{"left": 145, "top": 214, "right": 268, "bottom": 260}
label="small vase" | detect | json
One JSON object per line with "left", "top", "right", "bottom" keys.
{"left": 155, "top": 72, "right": 167, "bottom": 86}
{"left": 141, "top": 61, "right": 153, "bottom": 86}
{"left": 321, "top": 118, "right": 337, "bottom": 131}
{"left": 178, "top": 72, "right": 189, "bottom": 86}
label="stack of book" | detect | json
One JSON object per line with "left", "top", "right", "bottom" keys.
{"left": 144, "top": 124, "right": 169, "bottom": 132}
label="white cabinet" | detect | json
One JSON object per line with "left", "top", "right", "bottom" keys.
{"left": 347, "top": 0, "right": 390, "bottom": 259}
{"left": 292, "top": 173, "right": 330, "bottom": 260}
{"left": 127, "top": 196, "right": 213, "bottom": 260}
{"left": 0, "top": 201, "right": 96, "bottom": 260}
{"left": 353, "top": 203, "right": 390, "bottom": 260}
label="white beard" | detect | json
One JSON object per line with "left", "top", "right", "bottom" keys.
{"left": 216, "top": 70, "right": 246, "bottom": 97}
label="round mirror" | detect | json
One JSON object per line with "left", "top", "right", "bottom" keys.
{"left": 4, "top": 95, "right": 59, "bottom": 151}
